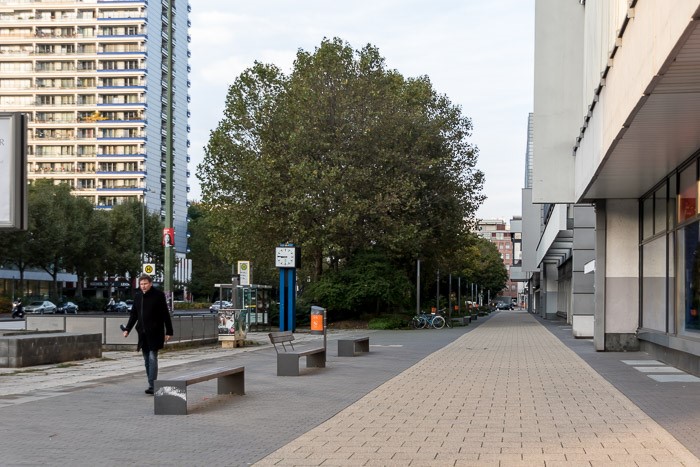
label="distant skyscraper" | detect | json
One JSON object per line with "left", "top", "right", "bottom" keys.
{"left": 0, "top": 0, "right": 190, "bottom": 253}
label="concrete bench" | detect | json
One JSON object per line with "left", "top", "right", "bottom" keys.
{"left": 268, "top": 331, "right": 325, "bottom": 376}
{"left": 154, "top": 365, "right": 245, "bottom": 415}
{"left": 451, "top": 316, "right": 469, "bottom": 326}
{"left": 337, "top": 336, "right": 369, "bottom": 357}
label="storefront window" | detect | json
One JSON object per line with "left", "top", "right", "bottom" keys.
{"left": 642, "top": 236, "right": 666, "bottom": 331}
{"left": 679, "top": 221, "right": 700, "bottom": 332}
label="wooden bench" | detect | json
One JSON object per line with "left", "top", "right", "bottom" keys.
{"left": 153, "top": 365, "right": 245, "bottom": 415}
{"left": 337, "top": 336, "right": 370, "bottom": 357}
{"left": 268, "top": 331, "right": 325, "bottom": 376}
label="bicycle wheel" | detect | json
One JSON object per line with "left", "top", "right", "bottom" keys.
{"left": 431, "top": 315, "right": 445, "bottom": 329}
{"left": 419, "top": 315, "right": 429, "bottom": 329}
{"left": 410, "top": 316, "right": 422, "bottom": 329}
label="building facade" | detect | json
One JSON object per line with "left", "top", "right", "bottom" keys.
{"left": 475, "top": 219, "right": 520, "bottom": 302}
{"left": 529, "top": 0, "right": 700, "bottom": 374}
{"left": 0, "top": 0, "right": 190, "bottom": 254}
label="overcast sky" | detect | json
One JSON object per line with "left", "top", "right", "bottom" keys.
{"left": 187, "top": 1, "right": 534, "bottom": 222}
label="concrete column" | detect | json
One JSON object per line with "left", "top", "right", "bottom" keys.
{"left": 594, "top": 201, "right": 606, "bottom": 351}
{"left": 542, "top": 262, "right": 559, "bottom": 319}
{"left": 603, "top": 199, "right": 640, "bottom": 351}
{"left": 572, "top": 205, "right": 596, "bottom": 337}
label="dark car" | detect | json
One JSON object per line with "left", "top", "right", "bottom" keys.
{"left": 496, "top": 302, "right": 513, "bottom": 310}
{"left": 57, "top": 301, "right": 78, "bottom": 314}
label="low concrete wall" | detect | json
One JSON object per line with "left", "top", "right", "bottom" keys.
{"left": 25, "top": 314, "right": 219, "bottom": 350}
{"left": 0, "top": 332, "right": 102, "bottom": 368}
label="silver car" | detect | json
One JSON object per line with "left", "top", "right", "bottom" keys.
{"left": 25, "top": 300, "right": 57, "bottom": 314}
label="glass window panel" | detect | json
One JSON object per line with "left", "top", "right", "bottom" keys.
{"left": 654, "top": 184, "right": 667, "bottom": 234}
{"left": 680, "top": 221, "right": 700, "bottom": 333}
{"left": 642, "top": 236, "right": 666, "bottom": 331}
{"left": 678, "top": 163, "right": 697, "bottom": 223}
{"left": 643, "top": 197, "right": 653, "bottom": 239}
{"left": 668, "top": 233, "right": 676, "bottom": 334}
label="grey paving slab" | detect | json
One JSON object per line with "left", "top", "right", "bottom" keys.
{"left": 2, "top": 312, "right": 699, "bottom": 466}
{"left": 0, "top": 324, "right": 487, "bottom": 466}
{"left": 255, "top": 312, "right": 700, "bottom": 466}
{"left": 536, "top": 313, "right": 700, "bottom": 461}
{"left": 648, "top": 374, "right": 700, "bottom": 383}
{"left": 634, "top": 366, "right": 684, "bottom": 373}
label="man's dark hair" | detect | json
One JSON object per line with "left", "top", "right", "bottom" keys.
{"left": 138, "top": 274, "right": 153, "bottom": 283}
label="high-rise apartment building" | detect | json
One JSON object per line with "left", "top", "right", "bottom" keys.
{"left": 0, "top": 0, "right": 190, "bottom": 254}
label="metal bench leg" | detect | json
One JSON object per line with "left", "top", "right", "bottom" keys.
{"left": 278, "top": 354, "right": 301, "bottom": 376}
{"left": 154, "top": 380, "right": 187, "bottom": 415}
{"left": 306, "top": 351, "right": 326, "bottom": 368}
{"left": 218, "top": 371, "right": 245, "bottom": 395}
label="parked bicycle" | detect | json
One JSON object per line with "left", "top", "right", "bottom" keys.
{"left": 410, "top": 310, "right": 446, "bottom": 329}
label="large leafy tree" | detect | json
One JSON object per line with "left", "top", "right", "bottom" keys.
{"left": 187, "top": 202, "right": 233, "bottom": 301}
{"left": 26, "top": 180, "right": 84, "bottom": 299}
{"left": 198, "top": 38, "right": 484, "bottom": 313}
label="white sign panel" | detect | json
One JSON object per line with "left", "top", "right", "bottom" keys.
{"left": 238, "top": 261, "right": 251, "bottom": 286}
{"left": 0, "top": 113, "right": 27, "bottom": 230}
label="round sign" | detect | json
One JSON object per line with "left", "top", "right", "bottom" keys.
{"left": 144, "top": 264, "right": 154, "bottom": 274}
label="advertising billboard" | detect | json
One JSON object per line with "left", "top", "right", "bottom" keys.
{"left": 0, "top": 113, "right": 27, "bottom": 230}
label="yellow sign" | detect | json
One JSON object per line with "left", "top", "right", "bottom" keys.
{"left": 143, "top": 263, "right": 156, "bottom": 275}
{"left": 238, "top": 261, "right": 250, "bottom": 286}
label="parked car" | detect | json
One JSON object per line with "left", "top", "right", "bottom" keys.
{"left": 114, "top": 301, "right": 129, "bottom": 313}
{"left": 496, "top": 301, "right": 513, "bottom": 310}
{"left": 125, "top": 299, "right": 134, "bottom": 312}
{"left": 57, "top": 301, "right": 78, "bottom": 314}
{"left": 209, "top": 300, "right": 232, "bottom": 313}
{"left": 25, "top": 300, "right": 57, "bottom": 314}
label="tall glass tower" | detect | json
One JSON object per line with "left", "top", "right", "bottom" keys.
{"left": 0, "top": 0, "right": 190, "bottom": 254}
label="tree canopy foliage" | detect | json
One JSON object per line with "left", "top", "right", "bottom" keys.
{"left": 198, "top": 38, "right": 487, "bottom": 314}
{"left": 0, "top": 181, "right": 164, "bottom": 300}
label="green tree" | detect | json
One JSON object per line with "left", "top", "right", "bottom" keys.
{"left": 106, "top": 201, "right": 163, "bottom": 292}
{"left": 26, "top": 180, "right": 81, "bottom": 300}
{"left": 301, "top": 248, "right": 413, "bottom": 320}
{"left": 187, "top": 202, "right": 234, "bottom": 301}
{"left": 198, "top": 38, "right": 484, "bottom": 302}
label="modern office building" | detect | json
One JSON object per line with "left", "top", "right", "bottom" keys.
{"left": 0, "top": 0, "right": 190, "bottom": 254}
{"left": 529, "top": 0, "right": 700, "bottom": 374}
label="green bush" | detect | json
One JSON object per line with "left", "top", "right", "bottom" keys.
{"left": 368, "top": 315, "right": 407, "bottom": 330}
{"left": 0, "top": 295, "right": 12, "bottom": 313}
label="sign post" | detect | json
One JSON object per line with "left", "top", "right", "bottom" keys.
{"left": 276, "top": 244, "right": 300, "bottom": 331}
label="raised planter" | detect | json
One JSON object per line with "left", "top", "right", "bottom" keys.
{"left": 0, "top": 331, "right": 102, "bottom": 368}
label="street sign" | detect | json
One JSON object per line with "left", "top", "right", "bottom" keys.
{"left": 143, "top": 263, "right": 156, "bottom": 275}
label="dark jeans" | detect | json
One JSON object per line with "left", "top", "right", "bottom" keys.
{"left": 142, "top": 349, "right": 159, "bottom": 389}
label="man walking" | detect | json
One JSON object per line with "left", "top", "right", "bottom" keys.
{"left": 122, "top": 274, "right": 173, "bottom": 394}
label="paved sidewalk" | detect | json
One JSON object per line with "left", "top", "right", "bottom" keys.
{"left": 256, "top": 312, "right": 700, "bottom": 466}
{"left": 1, "top": 312, "right": 699, "bottom": 466}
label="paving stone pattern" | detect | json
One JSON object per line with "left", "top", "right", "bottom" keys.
{"left": 256, "top": 313, "right": 700, "bottom": 466}
{"left": 0, "top": 313, "right": 698, "bottom": 466}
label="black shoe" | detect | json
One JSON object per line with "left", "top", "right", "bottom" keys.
{"left": 119, "top": 324, "right": 127, "bottom": 332}
{"left": 145, "top": 388, "right": 154, "bottom": 395}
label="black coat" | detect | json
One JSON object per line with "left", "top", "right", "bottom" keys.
{"left": 125, "top": 286, "right": 173, "bottom": 351}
